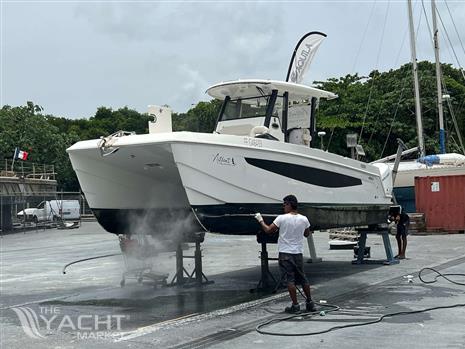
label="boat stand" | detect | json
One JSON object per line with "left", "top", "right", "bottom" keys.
{"left": 306, "top": 233, "right": 322, "bottom": 263}
{"left": 254, "top": 242, "right": 280, "bottom": 291}
{"left": 251, "top": 232, "right": 282, "bottom": 293}
{"left": 352, "top": 225, "right": 399, "bottom": 265}
{"left": 169, "top": 233, "right": 214, "bottom": 287}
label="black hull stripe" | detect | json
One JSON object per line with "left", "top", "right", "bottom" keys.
{"left": 244, "top": 158, "right": 362, "bottom": 188}
{"left": 92, "top": 203, "right": 390, "bottom": 236}
{"left": 193, "top": 203, "right": 390, "bottom": 234}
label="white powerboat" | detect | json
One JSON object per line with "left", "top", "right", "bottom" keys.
{"left": 67, "top": 79, "right": 394, "bottom": 237}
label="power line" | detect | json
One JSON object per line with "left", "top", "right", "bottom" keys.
{"left": 444, "top": 0, "right": 465, "bottom": 72}
{"left": 359, "top": 0, "right": 391, "bottom": 142}
{"left": 436, "top": 4, "right": 465, "bottom": 81}
{"left": 351, "top": 1, "right": 377, "bottom": 74}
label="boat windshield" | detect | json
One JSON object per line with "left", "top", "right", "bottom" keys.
{"left": 220, "top": 95, "right": 284, "bottom": 122}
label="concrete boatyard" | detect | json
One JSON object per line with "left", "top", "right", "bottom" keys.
{"left": 1, "top": 222, "right": 465, "bottom": 348}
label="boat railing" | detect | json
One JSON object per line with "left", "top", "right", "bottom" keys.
{"left": 98, "top": 130, "right": 135, "bottom": 157}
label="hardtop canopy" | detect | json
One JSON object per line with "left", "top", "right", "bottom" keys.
{"left": 206, "top": 79, "right": 338, "bottom": 102}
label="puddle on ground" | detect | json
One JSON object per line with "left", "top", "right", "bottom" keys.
{"left": 40, "top": 288, "right": 271, "bottom": 329}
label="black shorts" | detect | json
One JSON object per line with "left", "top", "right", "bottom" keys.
{"left": 396, "top": 224, "right": 408, "bottom": 237}
{"left": 279, "top": 252, "right": 309, "bottom": 286}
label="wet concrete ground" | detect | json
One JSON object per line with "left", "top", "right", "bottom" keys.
{"left": 1, "top": 222, "right": 465, "bottom": 348}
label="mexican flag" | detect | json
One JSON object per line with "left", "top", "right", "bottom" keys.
{"left": 14, "top": 147, "right": 29, "bottom": 161}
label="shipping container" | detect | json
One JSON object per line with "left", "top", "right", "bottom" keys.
{"left": 415, "top": 175, "right": 465, "bottom": 232}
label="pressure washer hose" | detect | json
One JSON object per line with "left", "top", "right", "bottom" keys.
{"left": 256, "top": 267, "right": 465, "bottom": 336}
{"left": 62, "top": 253, "right": 122, "bottom": 274}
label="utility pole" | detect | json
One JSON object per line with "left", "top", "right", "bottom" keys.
{"left": 407, "top": 0, "right": 426, "bottom": 157}
{"left": 431, "top": 0, "right": 446, "bottom": 154}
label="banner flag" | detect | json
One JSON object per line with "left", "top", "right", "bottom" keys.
{"left": 286, "top": 32, "right": 327, "bottom": 84}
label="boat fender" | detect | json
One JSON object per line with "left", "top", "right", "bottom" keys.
{"left": 418, "top": 153, "right": 465, "bottom": 166}
{"left": 418, "top": 155, "right": 440, "bottom": 166}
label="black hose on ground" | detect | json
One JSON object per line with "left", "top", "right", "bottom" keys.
{"left": 418, "top": 267, "right": 465, "bottom": 286}
{"left": 62, "top": 253, "right": 122, "bottom": 274}
{"left": 256, "top": 267, "right": 465, "bottom": 336}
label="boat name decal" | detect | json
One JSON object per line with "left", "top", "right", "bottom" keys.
{"left": 243, "top": 137, "right": 262, "bottom": 148}
{"left": 213, "top": 153, "right": 236, "bottom": 166}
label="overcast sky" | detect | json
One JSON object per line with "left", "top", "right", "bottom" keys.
{"left": 2, "top": 1, "right": 465, "bottom": 119}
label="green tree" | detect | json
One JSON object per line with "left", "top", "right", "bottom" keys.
{"left": 173, "top": 100, "right": 221, "bottom": 132}
{"left": 0, "top": 103, "right": 80, "bottom": 190}
{"left": 315, "top": 61, "right": 465, "bottom": 160}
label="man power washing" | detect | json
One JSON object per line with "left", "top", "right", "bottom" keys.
{"left": 254, "top": 194, "right": 317, "bottom": 314}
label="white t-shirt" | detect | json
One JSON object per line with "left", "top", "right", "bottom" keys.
{"left": 273, "top": 213, "right": 311, "bottom": 254}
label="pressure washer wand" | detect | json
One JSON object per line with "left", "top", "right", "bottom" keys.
{"left": 200, "top": 213, "right": 277, "bottom": 218}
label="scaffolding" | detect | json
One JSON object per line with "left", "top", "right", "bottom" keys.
{"left": 1, "top": 159, "right": 56, "bottom": 180}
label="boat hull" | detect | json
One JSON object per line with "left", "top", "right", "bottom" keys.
{"left": 67, "top": 136, "right": 203, "bottom": 238}
{"left": 393, "top": 161, "right": 465, "bottom": 188}
{"left": 68, "top": 132, "right": 393, "bottom": 236}
{"left": 192, "top": 203, "right": 391, "bottom": 234}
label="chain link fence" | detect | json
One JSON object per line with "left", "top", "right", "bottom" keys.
{"left": 0, "top": 192, "right": 95, "bottom": 234}
{"left": 1, "top": 159, "right": 95, "bottom": 234}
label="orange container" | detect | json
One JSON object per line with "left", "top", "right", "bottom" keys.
{"left": 415, "top": 175, "right": 465, "bottom": 231}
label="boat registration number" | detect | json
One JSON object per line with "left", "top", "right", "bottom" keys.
{"left": 243, "top": 137, "right": 262, "bottom": 148}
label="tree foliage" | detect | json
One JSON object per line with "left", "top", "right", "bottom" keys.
{"left": 315, "top": 61, "right": 465, "bottom": 160}
{"left": 172, "top": 100, "right": 222, "bottom": 132}
{"left": 0, "top": 103, "right": 80, "bottom": 190}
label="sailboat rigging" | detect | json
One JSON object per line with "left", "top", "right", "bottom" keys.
{"left": 385, "top": 0, "right": 465, "bottom": 212}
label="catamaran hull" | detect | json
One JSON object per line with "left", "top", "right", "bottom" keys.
{"left": 67, "top": 136, "right": 202, "bottom": 237}
{"left": 67, "top": 132, "right": 393, "bottom": 236}
{"left": 393, "top": 161, "right": 465, "bottom": 188}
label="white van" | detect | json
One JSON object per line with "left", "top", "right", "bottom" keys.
{"left": 17, "top": 200, "right": 81, "bottom": 222}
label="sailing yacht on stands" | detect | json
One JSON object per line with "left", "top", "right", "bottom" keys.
{"left": 386, "top": 0, "right": 465, "bottom": 212}
{"left": 391, "top": 153, "right": 465, "bottom": 211}
{"left": 67, "top": 33, "right": 394, "bottom": 237}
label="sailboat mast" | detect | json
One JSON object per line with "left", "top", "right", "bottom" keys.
{"left": 431, "top": 0, "right": 446, "bottom": 154}
{"left": 407, "top": 0, "right": 425, "bottom": 157}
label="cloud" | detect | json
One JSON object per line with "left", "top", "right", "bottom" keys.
{"left": 69, "top": 2, "right": 287, "bottom": 113}
{"left": 74, "top": 3, "right": 165, "bottom": 42}
{"left": 176, "top": 63, "right": 211, "bottom": 107}
{"left": 4, "top": 1, "right": 465, "bottom": 118}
